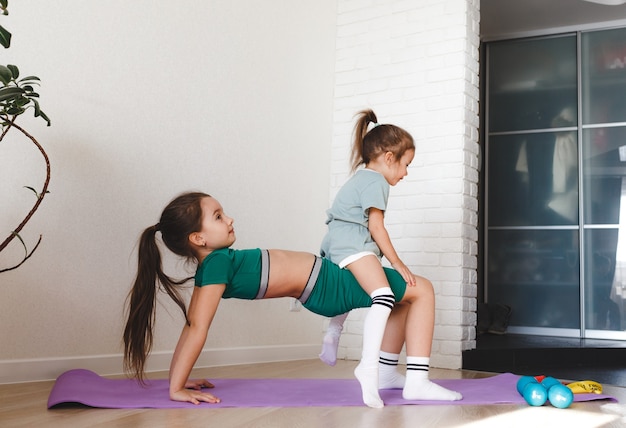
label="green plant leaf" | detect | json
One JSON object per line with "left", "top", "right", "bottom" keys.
{"left": 12, "top": 231, "right": 29, "bottom": 257}
{"left": 18, "top": 75, "right": 40, "bottom": 84}
{"left": 0, "top": 86, "right": 24, "bottom": 101}
{"left": 39, "top": 109, "right": 50, "bottom": 126}
{"left": 14, "top": 95, "right": 29, "bottom": 106}
{"left": 24, "top": 186, "right": 38, "bottom": 196}
{"left": 30, "top": 100, "right": 50, "bottom": 125}
{"left": 23, "top": 186, "right": 50, "bottom": 198}
{"left": 6, "top": 106, "right": 24, "bottom": 115}
{"left": 0, "top": 64, "right": 11, "bottom": 84}
{"left": 0, "top": 25, "right": 10, "bottom": 48}
{"left": 32, "top": 98, "right": 40, "bottom": 115}
{"left": 7, "top": 64, "right": 18, "bottom": 79}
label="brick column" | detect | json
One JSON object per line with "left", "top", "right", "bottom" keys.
{"left": 330, "top": 0, "right": 480, "bottom": 369}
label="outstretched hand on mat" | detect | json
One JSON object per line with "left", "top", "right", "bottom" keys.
{"left": 171, "top": 379, "right": 220, "bottom": 405}
{"left": 185, "top": 378, "right": 215, "bottom": 390}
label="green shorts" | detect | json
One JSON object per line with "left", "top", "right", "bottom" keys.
{"left": 302, "top": 258, "right": 407, "bottom": 317}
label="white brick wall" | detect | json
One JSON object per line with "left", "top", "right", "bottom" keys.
{"left": 329, "top": 0, "right": 480, "bottom": 369}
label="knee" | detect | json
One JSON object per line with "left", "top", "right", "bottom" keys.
{"left": 418, "top": 277, "right": 435, "bottom": 301}
{"left": 403, "top": 275, "right": 434, "bottom": 303}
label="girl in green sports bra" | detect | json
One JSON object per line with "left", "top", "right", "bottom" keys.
{"left": 123, "top": 192, "right": 461, "bottom": 406}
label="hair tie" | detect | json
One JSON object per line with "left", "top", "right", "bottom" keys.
{"left": 367, "top": 121, "right": 380, "bottom": 132}
{"left": 153, "top": 223, "right": 161, "bottom": 232}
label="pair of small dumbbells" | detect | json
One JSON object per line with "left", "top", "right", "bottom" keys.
{"left": 516, "top": 376, "right": 574, "bottom": 408}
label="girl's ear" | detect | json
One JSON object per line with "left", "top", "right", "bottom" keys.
{"left": 189, "top": 232, "right": 205, "bottom": 247}
{"left": 384, "top": 151, "right": 395, "bottom": 165}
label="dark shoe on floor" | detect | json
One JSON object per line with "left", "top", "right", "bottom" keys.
{"left": 488, "top": 304, "right": 512, "bottom": 335}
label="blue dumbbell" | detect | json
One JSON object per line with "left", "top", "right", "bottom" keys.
{"left": 541, "top": 376, "right": 561, "bottom": 390}
{"left": 516, "top": 375, "right": 537, "bottom": 395}
{"left": 522, "top": 381, "right": 548, "bottom": 406}
{"left": 547, "top": 383, "right": 574, "bottom": 409}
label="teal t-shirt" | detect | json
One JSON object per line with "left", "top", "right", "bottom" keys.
{"left": 194, "top": 247, "right": 263, "bottom": 299}
{"left": 320, "top": 169, "right": 389, "bottom": 263}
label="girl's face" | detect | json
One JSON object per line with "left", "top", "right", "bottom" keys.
{"left": 384, "top": 149, "right": 414, "bottom": 186}
{"left": 192, "top": 196, "right": 236, "bottom": 251}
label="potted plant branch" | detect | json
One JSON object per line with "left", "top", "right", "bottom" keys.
{"left": 0, "top": 0, "right": 51, "bottom": 273}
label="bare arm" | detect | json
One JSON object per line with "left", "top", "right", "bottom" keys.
{"left": 369, "top": 207, "right": 416, "bottom": 286}
{"left": 168, "top": 284, "right": 225, "bottom": 404}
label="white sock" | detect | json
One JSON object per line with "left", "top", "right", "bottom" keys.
{"left": 378, "top": 351, "right": 405, "bottom": 389}
{"left": 354, "top": 287, "right": 394, "bottom": 408}
{"left": 402, "top": 356, "right": 462, "bottom": 401}
{"left": 319, "top": 312, "right": 349, "bottom": 366}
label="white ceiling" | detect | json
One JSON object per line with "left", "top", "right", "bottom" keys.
{"left": 481, "top": 0, "right": 626, "bottom": 40}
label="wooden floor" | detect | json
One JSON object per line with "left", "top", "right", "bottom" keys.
{"left": 2, "top": 359, "right": 626, "bottom": 427}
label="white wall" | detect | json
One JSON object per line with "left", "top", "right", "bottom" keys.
{"left": 329, "top": 0, "right": 480, "bottom": 369}
{"left": 1, "top": 0, "right": 482, "bottom": 383}
{"left": 0, "top": 0, "right": 338, "bottom": 383}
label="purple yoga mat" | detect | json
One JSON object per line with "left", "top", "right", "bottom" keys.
{"left": 47, "top": 369, "right": 616, "bottom": 409}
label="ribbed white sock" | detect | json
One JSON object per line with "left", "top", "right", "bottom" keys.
{"left": 402, "top": 356, "right": 462, "bottom": 401}
{"left": 319, "top": 312, "right": 349, "bottom": 366}
{"left": 378, "top": 351, "right": 405, "bottom": 389}
{"left": 354, "top": 287, "right": 394, "bottom": 408}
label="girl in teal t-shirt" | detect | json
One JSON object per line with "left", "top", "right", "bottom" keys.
{"left": 320, "top": 109, "right": 460, "bottom": 407}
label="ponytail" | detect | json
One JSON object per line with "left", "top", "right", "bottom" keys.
{"left": 350, "top": 109, "right": 414, "bottom": 172}
{"left": 123, "top": 192, "right": 208, "bottom": 381}
{"left": 351, "top": 109, "right": 378, "bottom": 172}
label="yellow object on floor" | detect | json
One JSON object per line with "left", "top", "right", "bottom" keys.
{"left": 567, "top": 380, "right": 603, "bottom": 394}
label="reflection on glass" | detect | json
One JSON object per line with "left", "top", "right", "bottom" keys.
{"left": 582, "top": 28, "right": 626, "bottom": 125}
{"left": 583, "top": 126, "right": 626, "bottom": 331}
{"left": 488, "top": 229, "right": 580, "bottom": 329}
{"left": 585, "top": 229, "right": 621, "bottom": 330}
{"left": 489, "top": 128, "right": 578, "bottom": 226}
{"left": 582, "top": 127, "right": 625, "bottom": 225}
{"left": 488, "top": 35, "right": 577, "bottom": 133}
{"left": 612, "top": 184, "right": 626, "bottom": 330}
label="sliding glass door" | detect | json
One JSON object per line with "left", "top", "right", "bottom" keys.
{"left": 485, "top": 27, "right": 626, "bottom": 340}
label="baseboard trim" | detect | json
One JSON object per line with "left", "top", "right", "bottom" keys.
{"left": 0, "top": 344, "right": 320, "bottom": 384}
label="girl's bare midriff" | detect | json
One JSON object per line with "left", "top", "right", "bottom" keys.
{"left": 264, "top": 250, "right": 317, "bottom": 299}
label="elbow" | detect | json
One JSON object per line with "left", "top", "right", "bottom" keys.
{"left": 368, "top": 224, "right": 386, "bottom": 240}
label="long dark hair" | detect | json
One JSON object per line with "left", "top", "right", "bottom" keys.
{"left": 123, "top": 191, "right": 209, "bottom": 381}
{"left": 350, "top": 109, "right": 415, "bottom": 172}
